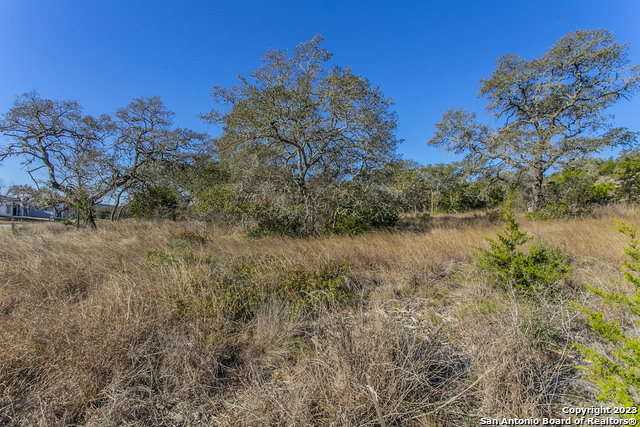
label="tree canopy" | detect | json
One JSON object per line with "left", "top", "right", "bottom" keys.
{"left": 429, "top": 29, "right": 640, "bottom": 211}
{"left": 203, "top": 35, "right": 401, "bottom": 234}
{"left": 0, "top": 92, "right": 207, "bottom": 227}
{"left": 2, "top": 31, "right": 640, "bottom": 230}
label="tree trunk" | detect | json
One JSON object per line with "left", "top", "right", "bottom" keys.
{"left": 85, "top": 208, "right": 97, "bottom": 229}
{"left": 110, "top": 190, "right": 124, "bottom": 221}
{"left": 116, "top": 202, "right": 130, "bottom": 221}
{"left": 296, "top": 178, "right": 311, "bottom": 234}
{"left": 528, "top": 168, "right": 545, "bottom": 212}
{"left": 74, "top": 207, "right": 81, "bottom": 228}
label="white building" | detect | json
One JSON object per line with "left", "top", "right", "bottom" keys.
{"left": 0, "top": 195, "right": 66, "bottom": 220}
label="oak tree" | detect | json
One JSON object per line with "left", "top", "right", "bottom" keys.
{"left": 0, "top": 92, "right": 206, "bottom": 227}
{"left": 429, "top": 29, "right": 640, "bottom": 211}
{"left": 203, "top": 35, "right": 400, "bottom": 234}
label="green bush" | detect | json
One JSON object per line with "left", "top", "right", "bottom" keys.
{"left": 540, "top": 166, "right": 615, "bottom": 218}
{"left": 525, "top": 201, "right": 572, "bottom": 220}
{"left": 130, "top": 183, "right": 184, "bottom": 220}
{"left": 574, "top": 221, "right": 640, "bottom": 416}
{"left": 276, "top": 260, "right": 354, "bottom": 314}
{"left": 171, "top": 256, "right": 355, "bottom": 321}
{"left": 328, "top": 208, "right": 398, "bottom": 235}
{"left": 59, "top": 217, "right": 74, "bottom": 226}
{"left": 247, "top": 203, "right": 304, "bottom": 237}
{"left": 476, "top": 203, "right": 571, "bottom": 296}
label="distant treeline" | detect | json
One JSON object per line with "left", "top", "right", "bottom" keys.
{"left": 106, "top": 152, "right": 640, "bottom": 227}
{"left": 1, "top": 30, "right": 639, "bottom": 234}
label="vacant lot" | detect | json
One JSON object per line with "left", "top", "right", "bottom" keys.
{"left": 1, "top": 207, "right": 637, "bottom": 426}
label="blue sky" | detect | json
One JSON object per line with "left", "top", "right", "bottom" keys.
{"left": 1, "top": 0, "right": 639, "bottom": 188}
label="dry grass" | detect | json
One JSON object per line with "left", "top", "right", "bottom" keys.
{"left": 1, "top": 208, "right": 639, "bottom": 425}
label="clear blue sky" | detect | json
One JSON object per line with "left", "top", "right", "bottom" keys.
{"left": 1, "top": 0, "right": 639, "bottom": 188}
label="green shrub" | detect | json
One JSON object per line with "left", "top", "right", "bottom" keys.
{"left": 574, "top": 221, "right": 640, "bottom": 416}
{"left": 130, "top": 183, "right": 182, "bottom": 220}
{"left": 177, "top": 231, "right": 207, "bottom": 244}
{"left": 145, "top": 250, "right": 180, "bottom": 268}
{"left": 476, "top": 203, "right": 571, "bottom": 295}
{"left": 246, "top": 205, "right": 303, "bottom": 237}
{"left": 525, "top": 201, "right": 572, "bottom": 220}
{"left": 59, "top": 217, "right": 74, "bottom": 226}
{"left": 171, "top": 256, "right": 355, "bottom": 321}
{"left": 275, "top": 260, "right": 354, "bottom": 314}
{"left": 169, "top": 239, "right": 188, "bottom": 249}
{"left": 328, "top": 208, "right": 398, "bottom": 235}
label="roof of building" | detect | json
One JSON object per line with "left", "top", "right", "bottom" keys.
{"left": 0, "top": 195, "right": 20, "bottom": 203}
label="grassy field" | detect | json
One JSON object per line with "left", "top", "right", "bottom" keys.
{"left": 1, "top": 207, "right": 638, "bottom": 426}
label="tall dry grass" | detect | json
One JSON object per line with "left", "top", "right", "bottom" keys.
{"left": 1, "top": 208, "right": 638, "bottom": 425}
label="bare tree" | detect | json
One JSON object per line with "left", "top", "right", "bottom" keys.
{"left": 107, "top": 96, "right": 208, "bottom": 220}
{"left": 0, "top": 92, "right": 112, "bottom": 226}
{"left": 0, "top": 92, "right": 207, "bottom": 227}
